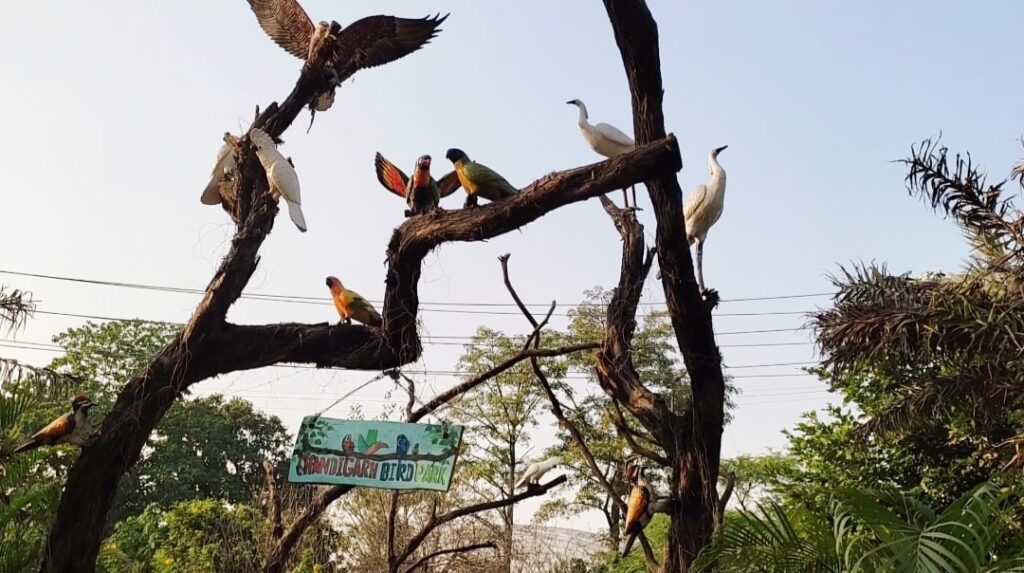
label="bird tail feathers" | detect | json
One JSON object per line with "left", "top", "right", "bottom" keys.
{"left": 287, "top": 201, "right": 308, "bottom": 232}
{"left": 13, "top": 438, "right": 40, "bottom": 454}
{"left": 514, "top": 477, "right": 527, "bottom": 489}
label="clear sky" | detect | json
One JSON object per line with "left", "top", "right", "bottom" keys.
{"left": 1, "top": 1, "right": 1021, "bottom": 532}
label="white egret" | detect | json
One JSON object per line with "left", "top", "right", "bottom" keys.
{"left": 566, "top": 98, "right": 639, "bottom": 209}
{"left": 683, "top": 145, "right": 728, "bottom": 292}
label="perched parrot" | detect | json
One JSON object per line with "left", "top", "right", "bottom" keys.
{"left": 250, "top": 128, "right": 308, "bottom": 232}
{"left": 342, "top": 434, "right": 354, "bottom": 454}
{"left": 325, "top": 276, "right": 383, "bottom": 327}
{"left": 395, "top": 434, "right": 410, "bottom": 458}
{"left": 14, "top": 395, "right": 95, "bottom": 453}
{"left": 201, "top": 133, "right": 241, "bottom": 206}
{"left": 444, "top": 148, "right": 518, "bottom": 209}
{"left": 514, "top": 456, "right": 560, "bottom": 489}
{"left": 374, "top": 153, "right": 462, "bottom": 216}
{"left": 621, "top": 468, "right": 654, "bottom": 557}
{"left": 411, "top": 443, "right": 419, "bottom": 457}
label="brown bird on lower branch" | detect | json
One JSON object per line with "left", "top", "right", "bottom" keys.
{"left": 14, "top": 395, "right": 95, "bottom": 453}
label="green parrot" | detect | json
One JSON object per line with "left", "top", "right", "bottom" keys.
{"left": 445, "top": 148, "right": 519, "bottom": 208}
{"left": 375, "top": 153, "right": 462, "bottom": 217}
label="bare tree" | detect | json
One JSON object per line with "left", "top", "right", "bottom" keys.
{"left": 37, "top": 2, "right": 729, "bottom": 571}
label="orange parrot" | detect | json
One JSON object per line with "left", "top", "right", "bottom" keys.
{"left": 14, "top": 395, "right": 95, "bottom": 453}
{"left": 325, "top": 276, "right": 383, "bottom": 327}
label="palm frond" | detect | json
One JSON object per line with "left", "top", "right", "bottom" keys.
{"left": 694, "top": 501, "right": 842, "bottom": 572}
{"left": 834, "top": 482, "right": 1021, "bottom": 573}
{"left": 901, "top": 138, "right": 1024, "bottom": 259}
{"left": 0, "top": 359, "right": 81, "bottom": 399}
{"left": 814, "top": 263, "right": 1024, "bottom": 373}
{"left": 0, "top": 287, "right": 34, "bottom": 334}
{"left": 855, "top": 364, "right": 1017, "bottom": 438}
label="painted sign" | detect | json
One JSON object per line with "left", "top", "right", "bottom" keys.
{"left": 288, "top": 416, "right": 463, "bottom": 491}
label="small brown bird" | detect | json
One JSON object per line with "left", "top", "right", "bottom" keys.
{"left": 325, "top": 276, "right": 383, "bottom": 327}
{"left": 14, "top": 395, "right": 95, "bottom": 453}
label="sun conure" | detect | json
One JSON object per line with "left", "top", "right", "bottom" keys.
{"left": 444, "top": 148, "right": 518, "bottom": 209}
{"left": 325, "top": 276, "right": 383, "bottom": 327}
{"left": 374, "top": 152, "right": 462, "bottom": 216}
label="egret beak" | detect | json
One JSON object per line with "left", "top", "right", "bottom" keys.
{"left": 714, "top": 145, "right": 729, "bottom": 154}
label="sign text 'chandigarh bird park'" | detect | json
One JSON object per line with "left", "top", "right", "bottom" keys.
{"left": 288, "top": 417, "right": 463, "bottom": 491}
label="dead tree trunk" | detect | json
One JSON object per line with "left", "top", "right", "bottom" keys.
{"left": 600, "top": 1, "right": 729, "bottom": 570}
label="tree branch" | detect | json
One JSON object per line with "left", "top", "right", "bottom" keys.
{"left": 500, "top": 252, "right": 661, "bottom": 571}
{"left": 408, "top": 343, "right": 597, "bottom": 423}
{"left": 393, "top": 476, "right": 567, "bottom": 570}
{"left": 402, "top": 540, "right": 497, "bottom": 573}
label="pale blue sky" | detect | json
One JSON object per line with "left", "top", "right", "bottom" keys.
{"left": 1, "top": 1, "right": 1021, "bottom": 530}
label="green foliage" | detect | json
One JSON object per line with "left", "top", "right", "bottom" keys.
{"left": 719, "top": 452, "right": 799, "bottom": 510}
{"left": 697, "top": 480, "right": 1024, "bottom": 573}
{"left": 0, "top": 390, "right": 62, "bottom": 573}
{"left": 114, "top": 394, "right": 291, "bottom": 523}
{"left": 592, "top": 515, "right": 670, "bottom": 573}
{"left": 100, "top": 500, "right": 266, "bottom": 573}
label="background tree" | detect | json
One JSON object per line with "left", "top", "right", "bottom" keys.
{"left": 115, "top": 394, "right": 291, "bottom": 523}
{"left": 813, "top": 138, "right": 1024, "bottom": 462}
{"left": 537, "top": 288, "right": 688, "bottom": 548}
{"left": 449, "top": 326, "right": 562, "bottom": 571}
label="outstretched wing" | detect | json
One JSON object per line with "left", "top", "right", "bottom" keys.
{"left": 374, "top": 153, "right": 410, "bottom": 198}
{"left": 247, "top": 0, "right": 315, "bottom": 60}
{"left": 596, "top": 122, "right": 635, "bottom": 148}
{"left": 435, "top": 170, "right": 462, "bottom": 198}
{"left": 333, "top": 14, "right": 448, "bottom": 74}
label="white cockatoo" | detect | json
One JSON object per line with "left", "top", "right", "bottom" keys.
{"left": 514, "top": 456, "right": 559, "bottom": 489}
{"left": 249, "top": 128, "right": 307, "bottom": 232}
{"left": 201, "top": 132, "right": 241, "bottom": 206}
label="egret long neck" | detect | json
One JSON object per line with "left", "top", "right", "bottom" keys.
{"left": 575, "top": 103, "right": 590, "bottom": 126}
{"left": 708, "top": 155, "right": 726, "bottom": 189}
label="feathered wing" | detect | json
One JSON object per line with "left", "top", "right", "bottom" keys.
{"left": 374, "top": 153, "right": 410, "bottom": 198}
{"left": 332, "top": 14, "right": 447, "bottom": 77}
{"left": 246, "top": 0, "right": 315, "bottom": 60}
{"left": 348, "top": 292, "right": 382, "bottom": 327}
{"left": 14, "top": 414, "right": 73, "bottom": 453}
{"left": 465, "top": 162, "right": 518, "bottom": 201}
{"left": 435, "top": 170, "right": 462, "bottom": 198}
{"left": 683, "top": 184, "right": 709, "bottom": 243}
{"left": 596, "top": 122, "right": 635, "bottom": 148}
{"left": 621, "top": 483, "right": 651, "bottom": 556}
{"left": 514, "top": 464, "right": 534, "bottom": 489}
{"left": 201, "top": 141, "right": 234, "bottom": 205}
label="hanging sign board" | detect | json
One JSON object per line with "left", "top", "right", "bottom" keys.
{"left": 288, "top": 416, "right": 463, "bottom": 491}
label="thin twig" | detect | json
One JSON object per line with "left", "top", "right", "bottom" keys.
{"left": 402, "top": 540, "right": 497, "bottom": 573}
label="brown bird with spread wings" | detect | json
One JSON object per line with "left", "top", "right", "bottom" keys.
{"left": 14, "top": 395, "right": 95, "bottom": 454}
{"left": 245, "top": 0, "right": 447, "bottom": 114}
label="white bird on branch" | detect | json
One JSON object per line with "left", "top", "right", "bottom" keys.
{"left": 566, "top": 98, "right": 639, "bottom": 209}
{"left": 250, "top": 128, "right": 307, "bottom": 232}
{"left": 514, "top": 456, "right": 559, "bottom": 489}
{"left": 683, "top": 145, "right": 728, "bottom": 292}
{"left": 200, "top": 133, "right": 241, "bottom": 206}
